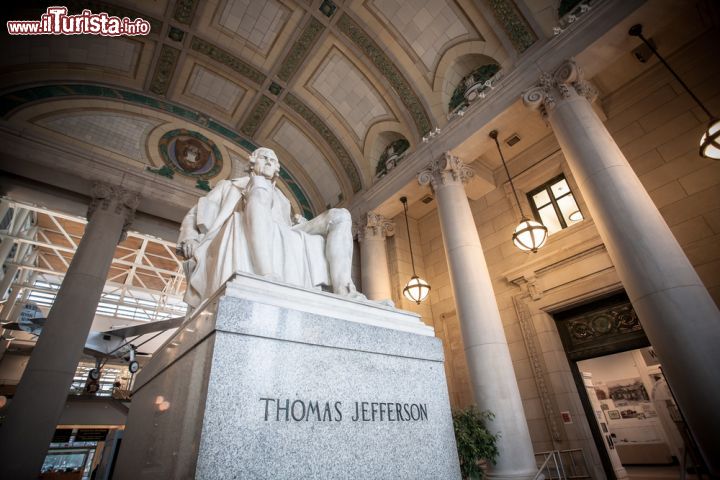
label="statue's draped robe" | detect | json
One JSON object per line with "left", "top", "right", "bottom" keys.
{"left": 179, "top": 178, "right": 328, "bottom": 307}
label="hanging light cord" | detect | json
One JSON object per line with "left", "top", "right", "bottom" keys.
{"left": 490, "top": 130, "right": 527, "bottom": 218}
{"left": 400, "top": 197, "right": 418, "bottom": 276}
{"left": 629, "top": 24, "right": 714, "bottom": 120}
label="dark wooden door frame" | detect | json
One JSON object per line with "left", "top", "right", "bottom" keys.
{"left": 553, "top": 292, "right": 650, "bottom": 480}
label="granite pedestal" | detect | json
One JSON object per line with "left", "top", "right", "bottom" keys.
{"left": 114, "top": 273, "right": 461, "bottom": 479}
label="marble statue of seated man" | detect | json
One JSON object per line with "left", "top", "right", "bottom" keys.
{"left": 177, "top": 147, "right": 364, "bottom": 308}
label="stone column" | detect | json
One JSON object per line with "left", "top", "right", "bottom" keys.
{"left": 0, "top": 182, "right": 139, "bottom": 479}
{"left": 418, "top": 154, "right": 538, "bottom": 479}
{"left": 355, "top": 212, "right": 394, "bottom": 302}
{"left": 523, "top": 59, "right": 720, "bottom": 475}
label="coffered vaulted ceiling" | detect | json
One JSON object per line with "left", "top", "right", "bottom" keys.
{"left": 0, "top": 0, "right": 517, "bottom": 215}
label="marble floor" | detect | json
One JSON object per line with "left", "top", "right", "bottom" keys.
{"left": 625, "top": 465, "right": 702, "bottom": 480}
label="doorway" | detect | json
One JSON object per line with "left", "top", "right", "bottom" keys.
{"left": 578, "top": 349, "right": 684, "bottom": 475}
{"left": 553, "top": 293, "right": 693, "bottom": 479}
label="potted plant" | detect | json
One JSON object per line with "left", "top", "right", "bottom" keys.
{"left": 452, "top": 407, "right": 500, "bottom": 479}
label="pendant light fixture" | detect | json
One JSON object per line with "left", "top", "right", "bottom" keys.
{"left": 489, "top": 130, "right": 548, "bottom": 252}
{"left": 629, "top": 24, "right": 719, "bottom": 160}
{"left": 400, "top": 196, "right": 430, "bottom": 304}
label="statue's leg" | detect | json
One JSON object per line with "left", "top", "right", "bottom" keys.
{"left": 244, "top": 178, "right": 274, "bottom": 277}
{"left": 297, "top": 209, "right": 359, "bottom": 296}
{"left": 324, "top": 209, "right": 358, "bottom": 296}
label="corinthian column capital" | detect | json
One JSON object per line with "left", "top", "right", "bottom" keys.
{"left": 87, "top": 181, "right": 140, "bottom": 241}
{"left": 417, "top": 152, "right": 474, "bottom": 192}
{"left": 522, "top": 59, "right": 598, "bottom": 120}
{"left": 354, "top": 211, "right": 395, "bottom": 242}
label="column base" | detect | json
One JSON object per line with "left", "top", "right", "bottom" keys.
{"left": 487, "top": 469, "right": 542, "bottom": 480}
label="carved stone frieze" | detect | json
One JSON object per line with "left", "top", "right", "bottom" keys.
{"left": 190, "top": 36, "right": 266, "bottom": 86}
{"left": 486, "top": 0, "right": 537, "bottom": 53}
{"left": 149, "top": 45, "right": 181, "bottom": 96}
{"left": 522, "top": 59, "right": 598, "bottom": 120}
{"left": 277, "top": 17, "right": 325, "bottom": 82}
{"left": 417, "top": 152, "right": 474, "bottom": 192}
{"left": 566, "top": 303, "right": 641, "bottom": 344}
{"left": 239, "top": 95, "right": 275, "bottom": 137}
{"left": 354, "top": 212, "right": 395, "bottom": 242}
{"left": 173, "top": 0, "right": 198, "bottom": 25}
{"left": 87, "top": 182, "right": 140, "bottom": 242}
{"left": 555, "top": 296, "right": 647, "bottom": 361}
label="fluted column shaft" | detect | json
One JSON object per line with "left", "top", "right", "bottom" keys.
{"left": 419, "top": 154, "right": 537, "bottom": 480}
{"left": 524, "top": 60, "right": 720, "bottom": 475}
{"left": 356, "top": 212, "right": 395, "bottom": 301}
{"left": 0, "top": 183, "right": 139, "bottom": 479}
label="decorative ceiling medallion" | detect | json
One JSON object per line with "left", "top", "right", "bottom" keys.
{"left": 158, "top": 129, "right": 223, "bottom": 179}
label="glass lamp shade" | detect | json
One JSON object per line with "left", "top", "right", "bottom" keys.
{"left": 403, "top": 275, "right": 431, "bottom": 304}
{"left": 700, "top": 118, "right": 720, "bottom": 160}
{"left": 512, "top": 218, "right": 548, "bottom": 253}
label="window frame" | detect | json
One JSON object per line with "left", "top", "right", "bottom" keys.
{"left": 527, "top": 174, "right": 581, "bottom": 232}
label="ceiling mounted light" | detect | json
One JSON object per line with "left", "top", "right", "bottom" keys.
{"left": 569, "top": 210, "right": 584, "bottom": 222}
{"left": 490, "top": 130, "right": 548, "bottom": 253}
{"left": 400, "top": 196, "right": 431, "bottom": 304}
{"left": 629, "top": 24, "right": 719, "bottom": 160}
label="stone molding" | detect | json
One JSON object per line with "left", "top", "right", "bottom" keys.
{"left": 522, "top": 59, "right": 598, "bottom": 120}
{"left": 88, "top": 181, "right": 140, "bottom": 242}
{"left": 417, "top": 152, "right": 474, "bottom": 192}
{"left": 486, "top": 0, "right": 537, "bottom": 53}
{"left": 239, "top": 95, "right": 275, "bottom": 137}
{"left": 512, "top": 295, "right": 563, "bottom": 442}
{"left": 149, "top": 45, "right": 181, "bottom": 96}
{"left": 277, "top": 16, "right": 325, "bottom": 82}
{"left": 173, "top": 0, "right": 198, "bottom": 25}
{"left": 354, "top": 212, "right": 395, "bottom": 242}
{"left": 190, "top": 36, "right": 266, "bottom": 86}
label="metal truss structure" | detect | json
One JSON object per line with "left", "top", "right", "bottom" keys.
{"left": 0, "top": 198, "right": 187, "bottom": 330}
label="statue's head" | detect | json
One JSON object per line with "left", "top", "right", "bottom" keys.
{"left": 249, "top": 147, "right": 280, "bottom": 181}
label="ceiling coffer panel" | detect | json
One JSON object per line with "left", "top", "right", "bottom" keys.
{"left": 216, "top": 0, "right": 290, "bottom": 55}
{"left": 272, "top": 119, "right": 343, "bottom": 208}
{"left": 310, "top": 49, "right": 393, "bottom": 144}
{"left": 336, "top": 13, "right": 432, "bottom": 137}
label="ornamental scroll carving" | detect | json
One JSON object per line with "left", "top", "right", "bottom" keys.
{"left": 417, "top": 152, "right": 474, "bottom": 192}
{"left": 87, "top": 181, "right": 140, "bottom": 242}
{"left": 354, "top": 212, "right": 395, "bottom": 242}
{"left": 522, "top": 59, "right": 598, "bottom": 120}
{"left": 512, "top": 296, "right": 563, "bottom": 442}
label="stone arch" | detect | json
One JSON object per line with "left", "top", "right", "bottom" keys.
{"left": 433, "top": 40, "right": 510, "bottom": 115}
{"left": 365, "top": 128, "right": 412, "bottom": 181}
{"left": 363, "top": 121, "right": 414, "bottom": 179}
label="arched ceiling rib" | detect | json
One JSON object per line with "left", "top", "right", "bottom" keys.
{"left": 0, "top": 0, "right": 527, "bottom": 210}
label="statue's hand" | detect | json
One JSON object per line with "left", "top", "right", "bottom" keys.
{"left": 293, "top": 214, "right": 308, "bottom": 225}
{"left": 179, "top": 238, "right": 200, "bottom": 259}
